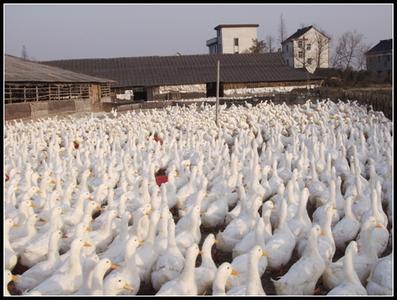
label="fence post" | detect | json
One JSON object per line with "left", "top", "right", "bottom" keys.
{"left": 216, "top": 60, "right": 220, "bottom": 127}
{"left": 36, "top": 86, "right": 39, "bottom": 101}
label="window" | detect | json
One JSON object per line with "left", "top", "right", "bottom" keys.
{"left": 298, "top": 51, "right": 303, "bottom": 58}
{"left": 306, "top": 44, "right": 311, "bottom": 50}
{"left": 286, "top": 45, "right": 289, "bottom": 51}
{"left": 234, "top": 38, "right": 239, "bottom": 46}
{"left": 298, "top": 41, "right": 303, "bottom": 48}
{"left": 307, "top": 58, "right": 312, "bottom": 65}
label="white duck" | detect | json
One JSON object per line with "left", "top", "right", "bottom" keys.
{"left": 29, "top": 239, "right": 91, "bottom": 295}
{"left": 327, "top": 241, "right": 367, "bottom": 295}
{"left": 16, "top": 230, "right": 63, "bottom": 292}
{"left": 312, "top": 180, "right": 341, "bottom": 227}
{"left": 98, "top": 211, "right": 131, "bottom": 264}
{"left": 20, "top": 207, "right": 63, "bottom": 267}
{"left": 216, "top": 195, "right": 262, "bottom": 253}
{"left": 297, "top": 204, "right": 336, "bottom": 264}
{"left": 266, "top": 197, "right": 296, "bottom": 271}
{"left": 272, "top": 225, "right": 325, "bottom": 295}
{"left": 102, "top": 276, "right": 134, "bottom": 295}
{"left": 332, "top": 195, "right": 360, "bottom": 251}
{"left": 88, "top": 210, "right": 118, "bottom": 253}
{"left": 211, "top": 262, "right": 238, "bottom": 295}
{"left": 156, "top": 244, "right": 200, "bottom": 296}
{"left": 135, "top": 210, "right": 161, "bottom": 283}
{"left": 287, "top": 188, "right": 312, "bottom": 239}
{"left": 83, "top": 258, "right": 118, "bottom": 295}
{"left": 63, "top": 191, "right": 93, "bottom": 227}
{"left": 5, "top": 218, "right": 18, "bottom": 271}
{"left": 227, "top": 246, "right": 266, "bottom": 295}
{"left": 366, "top": 254, "right": 392, "bottom": 295}
{"left": 323, "top": 217, "right": 379, "bottom": 289}
{"left": 151, "top": 215, "right": 184, "bottom": 291}
{"left": 175, "top": 205, "right": 202, "bottom": 255}
{"left": 195, "top": 233, "right": 217, "bottom": 295}
{"left": 11, "top": 214, "right": 40, "bottom": 255}
{"left": 103, "top": 236, "right": 141, "bottom": 295}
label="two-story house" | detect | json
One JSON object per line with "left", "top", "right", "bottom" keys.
{"left": 282, "top": 25, "right": 330, "bottom": 74}
{"left": 206, "top": 24, "right": 259, "bottom": 54}
{"left": 365, "top": 39, "right": 392, "bottom": 82}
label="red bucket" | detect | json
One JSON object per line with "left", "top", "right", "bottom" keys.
{"left": 155, "top": 175, "right": 168, "bottom": 186}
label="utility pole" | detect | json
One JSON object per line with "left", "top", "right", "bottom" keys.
{"left": 216, "top": 60, "right": 220, "bottom": 127}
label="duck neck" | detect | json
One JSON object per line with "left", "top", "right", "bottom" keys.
{"left": 167, "top": 220, "right": 178, "bottom": 250}
{"left": 69, "top": 244, "right": 83, "bottom": 275}
{"left": 201, "top": 240, "right": 216, "bottom": 270}
{"left": 48, "top": 237, "right": 60, "bottom": 262}
{"left": 91, "top": 264, "right": 108, "bottom": 291}
{"left": 261, "top": 208, "right": 272, "bottom": 229}
{"left": 307, "top": 232, "right": 320, "bottom": 257}
{"left": 345, "top": 197, "right": 356, "bottom": 221}
{"left": 104, "top": 214, "right": 115, "bottom": 233}
{"left": 322, "top": 210, "right": 333, "bottom": 238}
{"left": 212, "top": 269, "right": 229, "bottom": 295}
{"left": 180, "top": 251, "right": 197, "bottom": 286}
{"left": 247, "top": 254, "right": 261, "bottom": 294}
{"left": 371, "top": 189, "right": 381, "bottom": 221}
{"left": 344, "top": 247, "right": 361, "bottom": 284}
{"left": 146, "top": 217, "right": 158, "bottom": 245}
{"left": 297, "top": 191, "right": 309, "bottom": 222}
{"left": 126, "top": 244, "right": 138, "bottom": 270}
{"left": 278, "top": 200, "right": 287, "bottom": 230}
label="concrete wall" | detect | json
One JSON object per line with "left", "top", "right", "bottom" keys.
{"left": 282, "top": 27, "right": 330, "bottom": 73}
{"left": 6, "top": 99, "right": 91, "bottom": 120}
{"left": 220, "top": 27, "right": 257, "bottom": 54}
{"left": 366, "top": 52, "right": 392, "bottom": 72}
{"left": 224, "top": 84, "right": 319, "bottom": 96}
{"left": 158, "top": 84, "right": 206, "bottom": 94}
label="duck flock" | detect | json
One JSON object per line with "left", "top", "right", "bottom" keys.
{"left": 4, "top": 99, "right": 393, "bottom": 295}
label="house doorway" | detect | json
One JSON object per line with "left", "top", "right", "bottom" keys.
{"left": 206, "top": 82, "right": 224, "bottom": 97}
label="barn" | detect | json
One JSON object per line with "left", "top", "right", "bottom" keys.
{"left": 5, "top": 55, "right": 114, "bottom": 120}
{"left": 42, "top": 53, "right": 323, "bottom": 101}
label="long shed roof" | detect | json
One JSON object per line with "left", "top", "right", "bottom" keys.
{"left": 5, "top": 55, "right": 114, "bottom": 83}
{"left": 366, "top": 39, "right": 392, "bottom": 55}
{"left": 42, "top": 53, "right": 322, "bottom": 88}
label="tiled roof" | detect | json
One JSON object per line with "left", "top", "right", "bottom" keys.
{"left": 214, "top": 24, "right": 259, "bottom": 30}
{"left": 366, "top": 39, "right": 392, "bottom": 54}
{"left": 42, "top": 53, "right": 322, "bottom": 88}
{"left": 5, "top": 55, "right": 114, "bottom": 83}
{"left": 282, "top": 25, "right": 330, "bottom": 44}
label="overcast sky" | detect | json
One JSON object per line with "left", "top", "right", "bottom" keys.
{"left": 4, "top": 4, "right": 393, "bottom": 61}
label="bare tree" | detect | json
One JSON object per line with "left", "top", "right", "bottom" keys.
{"left": 278, "top": 14, "right": 287, "bottom": 45}
{"left": 265, "top": 35, "right": 275, "bottom": 53}
{"left": 245, "top": 39, "right": 267, "bottom": 53}
{"left": 356, "top": 44, "right": 370, "bottom": 70}
{"left": 313, "top": 30, "right": 330, "bottom": 70}
{"left": 332, "top": 30, "right": 364, "bottom": 70}
{"left": 21, "top": 45, "right": 28, "bottom": 59}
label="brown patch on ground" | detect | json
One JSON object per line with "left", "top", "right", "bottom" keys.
{"left": 8, "top": 282, "right": 22, "bottom": 295}
{"left": 12, "top": 259, "right": 29, "bottom": 275}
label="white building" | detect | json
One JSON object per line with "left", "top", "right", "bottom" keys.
{"left": 206, "top": 24, "right": 259, "bottom": 54}
{"left": 281, "top": 25, "right": 330, "bottom": 73}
